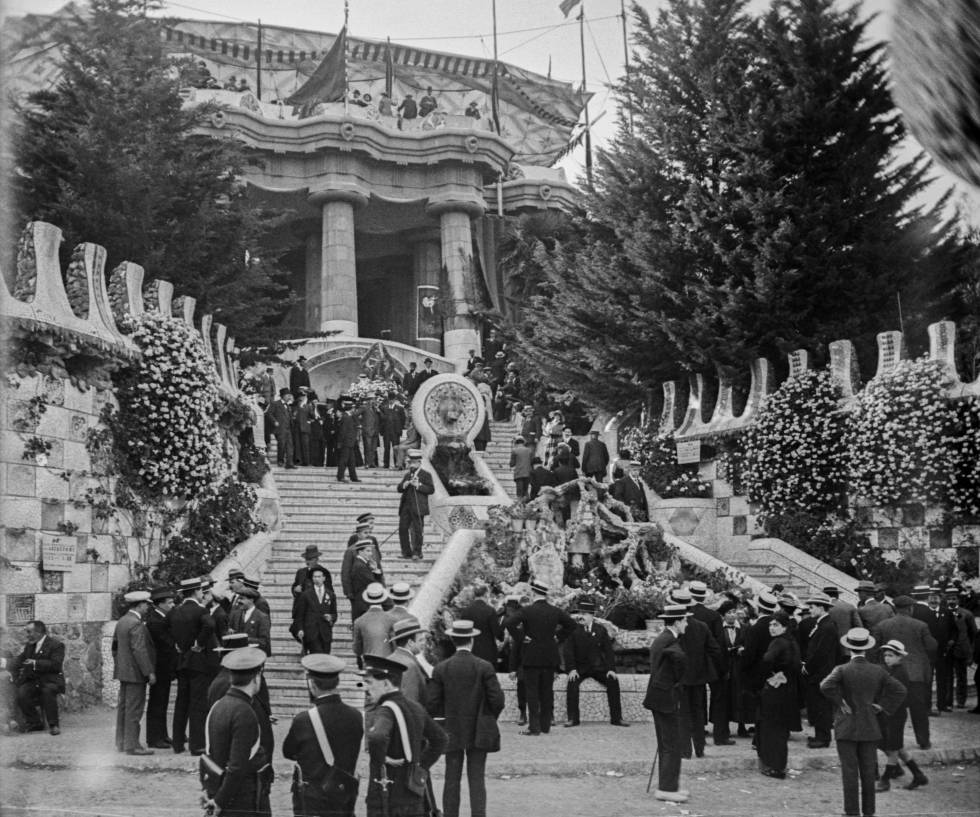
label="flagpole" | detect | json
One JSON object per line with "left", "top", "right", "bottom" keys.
{"left": 620, "top": 0, "right": 633, "bottom": 133}
{"left": 343, "top": 0, "right": 350, "bottom": 114}
{"left": 493, "top": 0, "right": 504, "bottom": 216}
{"left": 579, "top": 5, "right": 593, "bottom": 187}
{"left": 256, "top": 19, "right": 263, "bottom": 100}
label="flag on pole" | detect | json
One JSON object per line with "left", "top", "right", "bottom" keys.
{"left": 560, "top": 0, "right": 582, "bottom": 18}
{"left": 286, "top": 26, "right": 348, "bottom": 113}
{"left": 491, "top": 64, "right": 501, "bottom": 135}
{"left": 384, "top": 37, "right": 394, "bottom": 97}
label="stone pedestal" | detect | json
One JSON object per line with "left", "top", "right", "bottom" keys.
{"left": 311, "top": 189, "right": 368, "bottom": 336}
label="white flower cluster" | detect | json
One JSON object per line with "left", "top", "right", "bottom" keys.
{"left": 848, "top": 359, "right": 956, "bottom": 507}
{"left": 121, "top": 312, "right": 223, "bottom": 500}
{"left": 948, "top": 397, "right": 980, "bottom": 518}
{"left": 743, "top": 369, "right": 848, "bottom": 516}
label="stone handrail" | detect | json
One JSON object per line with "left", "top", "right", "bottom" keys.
{"left": 407, "top": 528, "right": 484, "bottom": 628}
{"left": 662, "top": 530, "right": 768, "bottom": 596}
{"left": 746, "top": 537, "right": 859, "bottom": 604}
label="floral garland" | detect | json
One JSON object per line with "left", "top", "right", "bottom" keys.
{"left": 114, "top": 312, "right": 223, "bottom": 500}
{"left": 847, "top": 359, "right": 956, "bottom": 507}
{"left": 742, "top": 368, "right": 848, "bottom": 517}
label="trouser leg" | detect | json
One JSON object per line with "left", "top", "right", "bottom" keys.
{"left": 466, "top": 748, "right": 488, "bottom": 817}
{"left": 172, "top": 670, "right": 190, "bottom": 748}
{"left": 565, "top": 676, "right": 580, "bottom": 724}
{"left": 409, "top": 516, "right": 424, "bottom": 558}
{"left": 146, "top": 672, "right": 171, "bottom": 744}
{"left": 907, "top": 681, "right": 930, "bottom": 747}
{"left": 952, "top": 658, "right": 968, "bottom": 706}
{"left": 442, "top": 749, "right": 463, "bottom": 817}
{"left": 806, "top": 683, "right": 833, "bottom": 743}
{"left": 857, "top": 740, "right": 877, "bottom": 817}
{"left": 398, "top": 515, "right": 413, "bottom": 558}
{"left": 188, "top": 671, "right": 209, "bottom": 752}
{"left": 523, "top": 667, "right": 543, "bottom": 733}
{"left": 836, "top": 739, "right": 860, "bottom": 815}
{"left": 653, "top": 711, "right": 681, "bottom": 792}
{"left": 602, "top": 672, "right": 623, "bottom": 723}
{"left": 540, "top": 669, "right": 555, "bottom": 732}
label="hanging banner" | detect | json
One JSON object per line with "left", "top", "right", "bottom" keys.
{"left": 417, "top": 285, "right": 441, "bottom": 342}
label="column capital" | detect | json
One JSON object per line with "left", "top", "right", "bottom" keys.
{"left": 425, "top": 198, "right": 486, "bottom": 219}
{"left": 308, "top": 187, "right": 370, "bottom": 209}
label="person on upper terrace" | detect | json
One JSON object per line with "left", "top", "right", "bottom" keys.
{"left": 398, "top": 93, "right": 418, "bottom": 129}
{"left": 465, "top": 100, "right": 481, "bottom": 120}
{"left": 238, "top": 78, "right": 251, "bottom": 93}
{"left": 223, "top": 75, "right": 238, "bottom": 91}
{"left": 378, "top": 92, "right": 395, "bottom": 117}
{"left": 418, "top": 86, "right": 438, "bottom": 118}
{"left": 350, "top": 88, "right": 368, "bottom": 107}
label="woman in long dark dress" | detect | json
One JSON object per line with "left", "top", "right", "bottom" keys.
{"left": 757, "top": 611, "right": 802, "bottom": 778}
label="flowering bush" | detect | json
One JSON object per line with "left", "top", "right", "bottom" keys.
{"left": 113, "top": 313, "right": 223, "bottom": 500}
{"left": 619, "top": 428, "right": 710, "bottom": 498}
{"left": 949, "top": 397, "right": 980, "bottom": 519}
{"left": 743, "top": 369, "right": 848, "bottom": 517}
{"left": 847, "top": 359, "right": 957, "bottom": 507}
{"left": 347, "top": 376, "right": 404, "bottom": 404}
{"left": 662, "top": 472, "right": 712, "bottom": 498}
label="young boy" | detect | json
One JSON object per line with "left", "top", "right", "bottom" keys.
{"left": 877, "top": 640, "right": 928, "bottom": 791}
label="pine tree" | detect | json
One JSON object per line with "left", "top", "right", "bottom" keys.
{"left": 12, "top": 0, "right": 296, "bottom": 345}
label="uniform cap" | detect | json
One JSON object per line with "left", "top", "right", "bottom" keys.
{"left": 301, "top": 654, "right": 346, "bottom": 676}
{"left": 215, "top": 633, "right": 250, "bottom": 652}
{"left": 880, "top": 639, "right": 908, "bottom": 657}
{"left": 220, "top": 646, "right": 266, "bottom": 670}
{"left": 390, "top": 616, "right": 427, "bottom": 641}
{"left": 388, "top": 582, "right": 413, "bottom": 603}
{"left": 688, "top": 581, "right": 708, "bottom": 599}
{"left": 124, "top": 590, "right": 151, "bottom": 604}
{"left": 363, "top": 583, "right": 389, "bottom": 604}
{"left": 840, "top": 627, "right": 875, "bottom": 652}
{"left": 356, "top": 654, "right": 405, "bottom": 680}
{"left": 446, "top": 619, "right": 481, "bottom": 638}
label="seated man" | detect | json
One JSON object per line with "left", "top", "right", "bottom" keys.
{"left": 9, "top": 621, "right": 65, "bottom": 735}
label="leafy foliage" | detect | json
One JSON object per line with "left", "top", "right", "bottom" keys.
{"left": 948, "top": 397, "right": 980, "bottom": 519}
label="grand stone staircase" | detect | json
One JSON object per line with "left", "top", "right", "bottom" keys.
{"left": 478, "top": 417, "right": 519, "bottom": 498}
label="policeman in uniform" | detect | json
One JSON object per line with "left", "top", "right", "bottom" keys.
{"left": 283, "top": 654, "right": 363, "bottom": 817}
{"left": 200, "top": 647, "right": 272, "bottom": 817}
{"left": 360, "top": 654, "right": 448, "bottom": 817}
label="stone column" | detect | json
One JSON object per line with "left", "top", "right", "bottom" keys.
{"left": 304, "top": 233, "right": 322, "bottom": 332}
{"left": 409, "top": 229, "right": 443, "bottom": 356}
{"left": 309, "top": 189, "right": 368, "bottom": 336}
{"left": 427, "top": 200, "right": 485, "bottom": 370}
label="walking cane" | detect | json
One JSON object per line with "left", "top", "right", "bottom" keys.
{"left": 645, "top": 746, "right": 659, "bottom": 793}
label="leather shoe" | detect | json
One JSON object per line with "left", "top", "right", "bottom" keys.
{"left": 49, "top": 726, "right": 60, "bottom": 736}
{"left": 519, "top": 730, "right": 540, "bottom": 736}
{"left": 714, "top": 738, "right": 735, "bottom": 745}
{"left": 654, "top": 790, "right": 689, "bottom": 803}
{"left": 969, "top": 707, "right": 980, "bottom": 714}
{"left": 150, "top": 741, "right": 172, "bottom": 749}
{"left": 611, "top": 721, "right": 630, "bottom": 727}
{"left": 172, "top": 745, "right": 186, "bottom": 754}
{"left": 126, "top": 747, "right": 154, "bottom": 756}
{"left": 807, "top": 739, "right": 830, "bottom": 749}
{"left": 191, "top": 749, "right": 205, "bottom": 756}
{"left": 563, "top": 721, "right": 580, "bottom": 728}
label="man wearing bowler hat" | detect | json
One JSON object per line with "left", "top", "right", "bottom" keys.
{"left": 201, "top": 647, "right": 272, "bottom": 817}
{"left": 562, "top": 598, "right": 627, "bottom": 728}
{"left": 642, "top": 604, "right": 691, "bottom": 803}
{"left": 113, "top": 590, "right": 156, "bottom": 755}
{"left": 360, "top": 654, "right": 447, "bottom": 817}
{"left": 146, "top": 585, "right": 178, "bottom": 749}
{"left": 169, "top": 576, "right": 215, "bottom": 755}
{"left": 283, "top": 654, "right": 363, "bottom": 817}
{"left": 335, "top": 396, "right": 361, "bottom": 483}
{"left": 429, "top": 620, "right": 506, "bottom": 817}
{"left": 293, "top": 546, "right": 324, "bottom": 604}
{"left": 503, "top": 579, "right": 576, "bottom": 736}
{"left": 820, "top": 628, "right": 906, "bottom": 817}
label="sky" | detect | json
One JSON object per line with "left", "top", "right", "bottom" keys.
{"left": 1, "top": 0, "right": 976, "bottom": 218}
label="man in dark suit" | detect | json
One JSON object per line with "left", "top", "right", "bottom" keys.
{"left": 291, "top": 545, "right": 323, "bottom": 621}
{"left": 397, "top": 449, "right": 434, "bottom": 560}
{"left": 356, "top": 396, "right": 381, "bottom": 468}
{"left": 334, "top": 396, "right": 360, "bottom": 483}
{"left": 503, "top": 580, "right": 576, "bottom": 736}
{"left": 113, "top": 590, "right": 156, "bottom": 755}
{"left": 267, "top": 388, "right": 295, "bottom": 468}
{"left": 823, "top": 585, "right": 862, "bottom": 636}
{"left": 292, "top": 390, "right": 315, "bottom": 466}
{"left": 610, "top": 460, "right": 649, "bottom": 521}
{"left": 416, "top": 357, "right": 438, "bottom": 390}
{"left": 145, "top": 586, "right": 177, "bottom": 748}
{"left": 293, "top": 565, "right": 336, "bottom": 655}
{"left": 379, "top": 393, "right": 406, "bottom": 469}
{"left": 669, "top": 588, "right": 721, "bottom": 758}
{"left": 642, "top": 604, "right": 690, "bottom": 803}
{"left": 820, "top": 627, "right": 907, "bottom": 817}
{"left": 711, "top": 601, "right": 744, "bottom": 745}
{"left": 283, "top": 654, "right": 363, "bottom": 817}
{"left": 168, "top": 576, "right": 215, "bottom": 755}
{"left": 10, "top": 620, "right": 65, "bottom": 735}
{"left": 428, "top": 620, "right": 505, "bottom": 817}
{"left": 457, "top": 583, "right": 504, "bottom": 666}
{"left": 737, "top": 591, "right": 778, "bottom": 734}
{"left": 802, "top": 592, "right": 840, "bottom": 748}
{"left": 872, "top": 595, "right": 938, "bottom": 749}
{"left": 348, "top": 541, "right": 381, "bottom": 623}
{"left": 561, "top": 599, "right": 627, "bottom": 727}
{"left": 389, "top": 616, "right": 431, "bottom": 706}
{"left": 519, "top": 405, "right": 542, "bottom": 446}
{"left": 686, "top": 581, "right": 731, "bottom": 746}
{"left": 529, "top": 456, "right": 558, "bottom": 500}
{"left": 228, "top": 587, "right": 272, "bottom": 655}
{"left": 402, "top": 361, "right": 422, "bottom": 396}
{"left": 289, "top": 356, "right": 311, "bottom": 399}
{"left": 580, "top": 429, "right": 610, "bottom": 481}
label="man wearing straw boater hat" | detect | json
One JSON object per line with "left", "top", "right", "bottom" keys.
{"left": 200, "top": 646, "right": 273, "bottom": 817}
{"left": 113, "top": 589, "right": 156, "bottom": 755}
{"left": 642, "top": 603, "right": 692, "bottom": 803}
{"left": 388, "top": 616, "right": 430, "bottom": 706}
{"left": 820, "top": 627, "right": 907, "bottom": 817}
{"left": 170, "top": 576, "right": 215, "bottom": 755}
{"left": 353, "top": 583, "right": 396, "bottom": 669}
{"left": 397, "top": 449, "right": 434, "bottom": 561}
{"left": 802, "top": 591, "right": 840, "bottom": 749}
{"left": 429, "top": 619, "right": 506, "bottom": 817}
{"left": 503, "top": 579, "right": 576, "bottom": 737}
{"left": 283, "top": 654, "right": 363, "bottom": 817}
{"left": 145, "top": 585, "right": 178, "bottom": 749}
{"left": 387, "top": 582, "right": 415, "bottom": 624}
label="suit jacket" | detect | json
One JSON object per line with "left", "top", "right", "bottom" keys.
{"left": 503, "top": 599, "right": 575, "bottom": 669}
{"left": 335, "top": 411, "right": 359, "bottom": 448}
{"left": 827, "top": 599, "right": 862, "bottom": 636}
{"left": 283, "top": 693, "right": 364, "bottom": 779}
{"left": 357, "top": 403, "right": 380, "bottom": 435}
{"left": 348, "top": 558, "right": 380, "bottom": 620}
{"left": 610, "top": 476, "right": 649, "bottom": 516}
{"left": 457, "top": 598, "right": 504, "bottom": 666}
{"left": 677, "top": 616, "right": 721, "bottom": 684}
{"left": 295, "top": 586, "right": 337, "bottom": 649}
{"left": 718, "top": 622, "right": 744, "bottom": 678}
{"left": 352, "top": 607, "right": 395, "bottom": 659}
{"left": 643, "top": 629, "right": 687, "bottom": 713}
{"left": 402, "top": 370, "right": 422, "bottom": 395}
{"left": 228, "top": 607, "right": 272, "bottom": 655}
{"left": 266, "top": 399, "right": 292, "bottom": 435}
{"left": 871, "top": 614, "right": 938, "bottom": 683}
{"left": 691, "top": 603, "right": 724, "bottom": 651}
{"left": 398, "top": 468, "right": 434, "bottom": 518}
{"left": 428, "top": 649, "right": 505, "bottom": 753}
{"left": 857, "top": 600, "right": 894, "bottom": 630}
{"left": 146, "top": 606, "right": 178, "bottom": 677}
{"left": 168, "top": 598, "right": 214, "bottom": 673}
{"left": 529, "top": 465, "right": 558, "bottom": 498}
{"left": 520, "top": 415, "right": 542, "bottom": 442}
{"left": 293, "top": 401, "right": 315, "bottom": 433}
{"left": 380, "top": 403, "right": 406, "bottom": 438}
{"left": 391, "top": 646, "right": 430, "bottom": 707}
{"left": 562, "top": 620, "right": 616, "bottom": 675}
{"left": 739, "top": 614, "right": 773, "bottom": 691}
{"left": 580, "top": 439, "right": 610, "bottom": 474}
{"left": 820, "top": 656, "right": 907, "bottom": 741}
{"left": 12, "top": 636, "right": 66, "bottom": 692}
{"left": 805, "top": 615, "right": 841, "bottom": 685}
{"left": 509, "top": 446, "right": 533, "bottom": 479}
{"left": 113, "top": 610, "right": 156, "bottom": 683}
{"left": 289, "top": 365, "right": 310, "bottom": 395}
{"left": 341, "top": 538, "right": 384, "bottom": 598}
